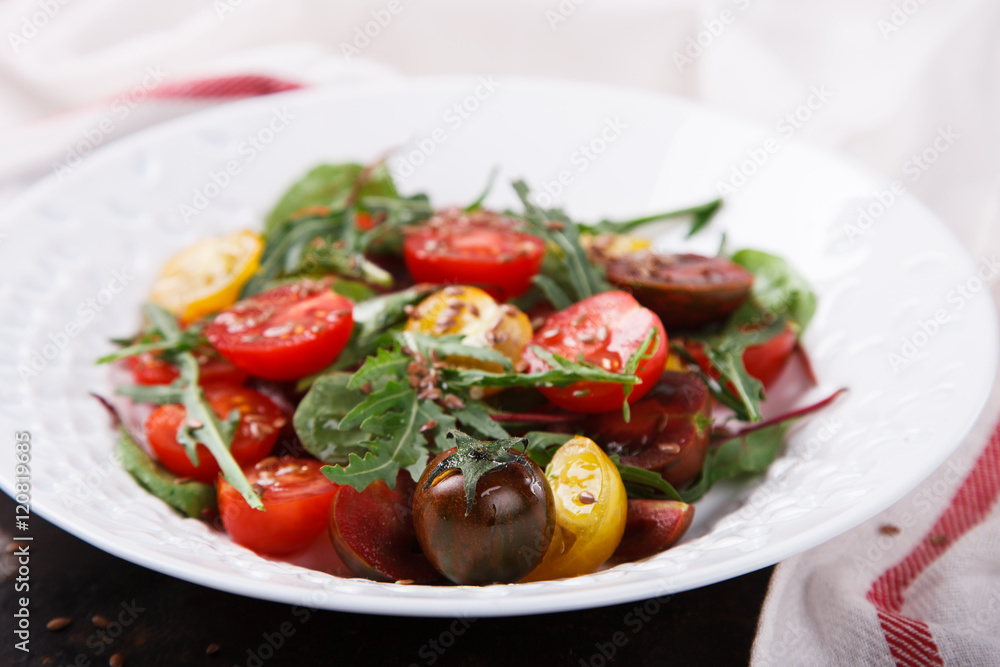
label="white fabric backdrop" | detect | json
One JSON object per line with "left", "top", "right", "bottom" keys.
{"left": 2, "top": 1, "right": 999, "bottom": 664}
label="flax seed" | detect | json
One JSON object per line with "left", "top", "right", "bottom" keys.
{"left": 92, "top": 615, "right": 110, "bottom": 629}
{"left": 46, "top": 617, "right": 72, "bottom": 631}
{"left": 206, "top": 643, "right": 221, "bottom": 656}
{"left": 109, "top": 653, "right": 125, "bottom": 667}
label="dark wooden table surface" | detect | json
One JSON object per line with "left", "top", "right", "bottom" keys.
{"left": 0, "top": 491, "right": 771, "bottom": 667}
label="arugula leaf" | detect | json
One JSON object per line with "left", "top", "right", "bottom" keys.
{"left": 579, "top": 198, "right": 723, "bottom": 238}
{"left": 115, "top": 383, "right": 184, "bottom": 404}
{"left": 264, "top": 163, "right": 397, "bottom": 241}
{"left": 441, "top": 345, "right": 639, "bottom": 391}
{"left": 292, "top": 372, "right": 370, "bottom": 464}
{"left": 325, "top": 380, "right": 442, "bottom": 489}
{"left": 620, "top": 328, "right": 659, "bottom": 421}
{"left": 512, "top": 181, "right": 612, "bottom": 303}
{"left": 450, "top": 402, "right": 510, "bottom": 440}
{"left": 96, "top": 318, "right": 205, "bottom": 365}
{"left": 401, "top": 331, "right": 515, "bottom": 373}
{"left": 118, "top": 303, "right": 263, "bottom": 509}
{"left": 347, "top": 345, "right": 411, "bottom": 390}
{"left": 730, "top": 249, "right": 817, "bottom": 333}
{"left": 116, "top": 425, "right": 217, "bottom": 519}
{"left": 464, "top": 167, "right": 499, "bottom": 212}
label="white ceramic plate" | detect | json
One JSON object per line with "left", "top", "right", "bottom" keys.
{"left": 0, "top": 77, "right": 995, "bottom": 617}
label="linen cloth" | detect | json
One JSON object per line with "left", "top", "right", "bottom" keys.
{"left": 2, "top": 1, "right": 999, "bottom": 664}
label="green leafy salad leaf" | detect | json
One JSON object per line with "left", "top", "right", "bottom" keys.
{"left": 578, "top": 198, "right": 723, "bottom": 238}
{"left": 682, "top": 248, "right": 817, "bottom": 422}
{"left": 99, "top": 303, "right": 264, "bottom": 510}
{"left": 263, "top": 162, "right": 398, "bottom": 241}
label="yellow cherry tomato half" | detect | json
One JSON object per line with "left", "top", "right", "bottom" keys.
{"left": 405, "top": 285, "right": 533, "bottom": 373}
{"left": 521, "top": 436, "right": 627, "bottom": 581}
{"left": 151, "top": 230, "right": 263, "bottom": 324}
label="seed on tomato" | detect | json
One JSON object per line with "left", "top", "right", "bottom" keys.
{"left": 402, "top": 209, "right": 545, "bottom": 301}
{"left": 145, "top": 385, "right": 284, "bottom": 483}
{"left": 206, "top": 279, "right": 353, "bottom": 381}
{"left": 522, "top": 291, "right": 668, "bottom": 413}
{"left": 586, "top": 372, "right": 712, "bottom": 489}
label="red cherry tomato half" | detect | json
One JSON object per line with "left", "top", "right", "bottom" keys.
{"left": 522, "top": 291, "right": 668, "bottom": 413}
{"left": 685, "top": 323, "right": 797, "bottom": 390}
{"left": 742, "top": 324, "right": 797, "bottom": 387}
{"left": 145, "top": 385, "right": 284, "bottom": 483}
{"left": 329, "top": 470, "right": 439, "bottom": 583}
{"left": 402, "top": 209, "right": 545, "bottom": 301}
{"left": 206, "top": 280, "right": 354, "bottom": 381}
{"left": 218, "top": 458, "right": 339, "bottom": 556}
{"left": 126, "top": 351, "right": 248, "bottom": 387}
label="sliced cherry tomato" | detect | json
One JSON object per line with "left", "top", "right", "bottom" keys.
{"left": 405, "top": 286, "right": 533, "bottom": 376}
{"left": 402, "top": 209, "right": 545, "bottom": 301}
{"left": 612, "top": 499, "right": 695, "bottom": 563}
{"left": 151, "top": 230, "right": 263, "bottom": 324}
{"left": 206, "top": 279, "right": 353, "bottom": 381}
{"left": 125, "top": 350, "right": 247, "bottom": 387}
{"left": 329, "top": 470, "right": 439, "bottom": 583}
{"left": 218, "top": 458, "right": 339, "bottom": 556}
{"left": 586, "top": 371, "right": 711, "bottom": 488}
{"left": 684, "top": 322, "right": 797, "bottom": 390}
{"left": 413, "top": 440, "right": 554, "bottom": 585}
{"left": 522, "top": 291, "right": 668, "bottom": 413}
{"left": 145, "top": 385, "right": 284, "bottom": 483}
{"left": 742, "top": 324, "right": 797, "bottom": 387}
{"left": 603, "top": 253, "right": 753, "bottom": 330}
{"left": 522, "top": 436, "right": 627, "bottom": 581}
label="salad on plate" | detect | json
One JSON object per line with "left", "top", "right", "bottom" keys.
{"left": 96, "top": 161, "right": 840, "bottom": 586}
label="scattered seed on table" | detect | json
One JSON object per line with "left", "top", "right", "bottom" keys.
{"left": 206, "top": 643, "right": 221, "bottom": 656}
{"left": 109, "top": 653, "right": 125, "bottom": 667}
{"left": 46, "top": 617, "right": 72, "bottom": 631}
{"left": 92, "top": 615, "right": 110, "bottom": 629}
